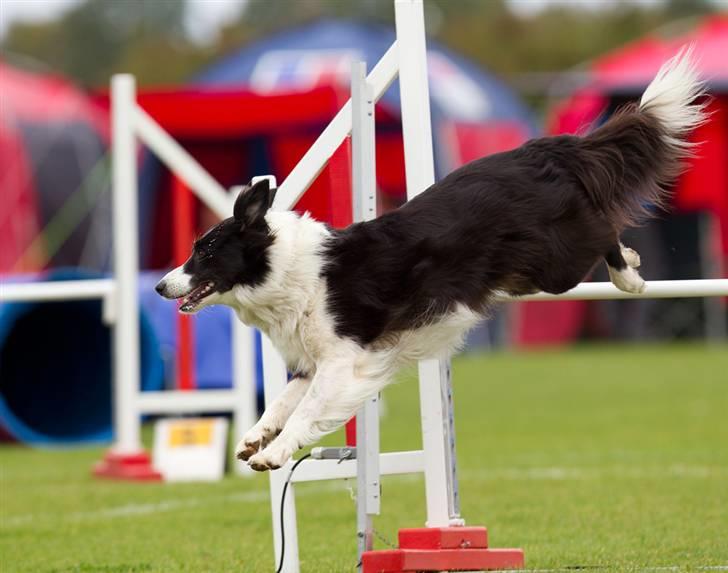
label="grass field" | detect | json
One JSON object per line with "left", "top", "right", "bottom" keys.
{"left": 2, "top": 343, "right": 727, "bottom": 573}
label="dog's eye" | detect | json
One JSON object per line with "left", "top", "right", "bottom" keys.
{"left": 197, "top": 236, "right": 219, "bottom": 259}
{"left": 193, "top": 243, "right": 207, "bottom": 259}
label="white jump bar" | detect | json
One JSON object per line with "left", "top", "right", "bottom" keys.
{"left": 498, "top": 279, "right": 728, "bottom": 302}
{"left": 137, "top": 389, "right": 242, "bottom": 414}
{"left": 2, "top": 277, "right": 724, "bottom": 308}
{"left": 0, "top": 279, "right": 115, "bottom": 303}
{"left": 286, "top": 450, "right": 424, "bottom": 483}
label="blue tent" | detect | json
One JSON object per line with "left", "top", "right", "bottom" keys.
{"left": 196, "top": 19, "right": 537, "bottom": 176}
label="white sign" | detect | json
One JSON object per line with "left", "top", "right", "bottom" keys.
{"left": 153, "top": 417, "right": 228, "bottom": 482}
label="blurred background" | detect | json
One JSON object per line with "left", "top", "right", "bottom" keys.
{"left": 1, "top": 0, "right": 726, "bottom": 445}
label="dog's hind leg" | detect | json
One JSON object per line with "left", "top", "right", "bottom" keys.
{"left": 605, "top": 242, "right": 645, "bottom": 294}
{"left": 235, "top": 375, "right": 310, "bottom": 461}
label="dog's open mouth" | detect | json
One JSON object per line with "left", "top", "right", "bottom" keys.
{"left": 178, "top": 281, "right": 215, "bottom": 313}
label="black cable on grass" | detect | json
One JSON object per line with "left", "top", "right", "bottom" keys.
{"left": 276, "top": 453, "right": 311, "bottom": 573}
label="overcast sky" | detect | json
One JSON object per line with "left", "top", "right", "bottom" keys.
{"left": 1, "top": 0, "right": 724, "bottom": 42}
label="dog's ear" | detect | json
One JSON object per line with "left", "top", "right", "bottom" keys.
{"left": 233, "top": 179, "right": 275, "bottom": 227}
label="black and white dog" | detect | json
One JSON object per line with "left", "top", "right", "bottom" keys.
{"left": 156, "top": 50, "right": 705, "bottom": 471}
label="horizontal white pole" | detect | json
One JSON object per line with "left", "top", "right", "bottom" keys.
{"left": 273, "top": 41, "right": 400, "bottom": 212}
{"left": 0, "top": 279, "right": 115, "bottom": 303}
{"left": 498, "top": 279, "right": 728, "bottom": 302}
{"left": 137, "top": 389, "right": 241, "bottom": 414}
{"left": 133, "top": 106, "right": 231, "bottom": 219}
{"left": 285, "top": 450, "right": 424, "bottom": 483}
{"left": 1, "top": 278, "right": 723, "bottom": 307}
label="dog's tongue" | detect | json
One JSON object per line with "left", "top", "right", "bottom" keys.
{"left": 179, "top": 282, "right": 214, "bottom": 312}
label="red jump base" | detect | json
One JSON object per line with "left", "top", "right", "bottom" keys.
{"left": 362, "top": 527, "right": 524, "bottom": 572}
{"left": 92, "top": 451, "right": 163, "bottom": 481}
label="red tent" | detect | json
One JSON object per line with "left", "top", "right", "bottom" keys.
{"left": 592, "top": 16, "right": 728, "bottom": 90}
{"left": 519, "top": 15, "right": 728, "bottom": 346}
{"left": 0, "top": 61, "right": 110, "bottom": 274}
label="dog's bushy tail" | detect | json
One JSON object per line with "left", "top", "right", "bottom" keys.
{"left": 575, "top": 46, "right": 707, "bottom": 229}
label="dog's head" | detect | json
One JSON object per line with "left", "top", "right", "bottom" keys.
{"left": 155, "top": 179, "right": 276, "bottom": 313}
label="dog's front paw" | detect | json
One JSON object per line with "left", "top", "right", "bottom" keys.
{"left": 247, "top": 445, "right": 293, "bottom": 472}
{"left": 235, "top": 424, "right": 281, "bottom": 461}
{"left": 235, "top": 437, "right": 260, "bottom": 462}
{"left": 235, "top": 428, "right": 266, "bottom": 461}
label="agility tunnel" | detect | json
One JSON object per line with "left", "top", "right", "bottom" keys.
{"left": 0, "top": 270, "right": 164, "bottom": 445}
{"left": 0, "top": 270, "right": 263, "bottom": 446}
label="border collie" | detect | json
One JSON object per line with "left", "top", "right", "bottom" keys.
{"left": 156, "top": 50, "right": 705, "bottom": 471}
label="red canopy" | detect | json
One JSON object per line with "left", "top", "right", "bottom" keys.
{"left": 0, "top": 62, "right": 108, "bottom": 130}
{"left": 547, "top": 14, "right": 728, "bottom": 249}
{"left": 593, "top": 15, "right": 728, "bottom": 91}
{"left": 0, "top": 61, "right": 110, "bottom": 274}
{"left": 521, "top": 16, "right": 728, "bottom": 347}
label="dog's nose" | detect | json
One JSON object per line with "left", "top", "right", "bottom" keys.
{"left": 155, "top": 280, "right": 166, "bottom": 295}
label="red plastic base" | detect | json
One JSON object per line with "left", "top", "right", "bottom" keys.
{"left": 362, "top": 527, "right": 524, "bottom": 572}
{"left": 92, "top": 451, "right": 163, "bottom": 481}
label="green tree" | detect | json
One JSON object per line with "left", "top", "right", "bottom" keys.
{"left": 2, "top": 0, "right": 722, "bottom": 95}
{"left": 3, "top": 0, "right": 192, "bottom": 87}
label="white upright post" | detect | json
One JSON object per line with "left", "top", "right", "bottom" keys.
{"left": 231, "top": 320, "right": 258, "bottom": 475}
{"left": 247, "top": 175, "right": 301, "bottom": 567}
{"left": 352, "top": 61, "right": 381, "bottom": 567}
{"left": 394, "top": 0, "right": 462, "bottom": 527}
{"left": 262, "top": 333, "right": 300, "bottom": 573}
{"left": 111, "top": 74, "right": 142, "bottom": 454}
{"left": 229, "top": 181, "right": 273, "bottom": 476}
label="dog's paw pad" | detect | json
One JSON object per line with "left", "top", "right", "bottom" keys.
{"left": 248, "top": 453, "right": 281, "bottom": 472}
{"left": 248, "top": 449, "right": 287, "bottom": 472}
{"left": 235, "top": 439, "right": 260, "bottom": 461}
{"left": 249, "top": 461, "right": 271, "bottom": 472}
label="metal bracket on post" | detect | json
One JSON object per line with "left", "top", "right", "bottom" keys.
{"left": 352, "top": 60, "right": 381, "bottom": 567}
{"left": 440, "top": 360, "right": 463, "bottom": 525}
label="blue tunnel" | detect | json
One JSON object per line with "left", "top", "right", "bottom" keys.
{"left": 0, "top": 270, "right": 164, "bottom": 445}
{"left": 0, "top": 270, "right": 264, "bottom": 446}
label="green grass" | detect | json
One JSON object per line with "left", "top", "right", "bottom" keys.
{"left": 2, "top": 344, "right": 727, "bottom": 572}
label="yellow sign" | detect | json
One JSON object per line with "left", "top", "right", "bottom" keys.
{"left": 167, "top": 419, "right": 214, "bottom": 447}
{"left": 154, "top": 417, "right": 228, "bottom": 481}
